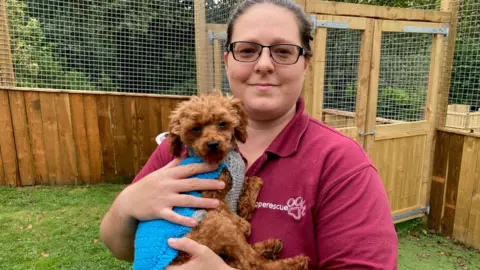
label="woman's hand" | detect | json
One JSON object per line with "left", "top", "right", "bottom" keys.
{"left": 165, "top": 238, "right": 236, "bottom": 270}
{"left": 114, "top": 157, "right": 225, "bottom": 227}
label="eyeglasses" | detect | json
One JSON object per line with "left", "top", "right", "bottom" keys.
{"left": 227, "top": 41, "right": 305, "bottom": 65}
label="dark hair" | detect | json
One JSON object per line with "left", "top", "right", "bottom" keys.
{"left": 225, "top": 0, "right": 313, "bottom": 58}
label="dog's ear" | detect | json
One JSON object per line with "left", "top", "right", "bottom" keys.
{"left": 168, "top": 103, "right": 184, "bottom": 157}
{"left": 230, "top": 98, "right": 248, "bottom": 143}
{"left": 168, "top": 133, "right": 183, "bottom": 157}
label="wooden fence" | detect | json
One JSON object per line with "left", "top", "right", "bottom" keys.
{"left": 429, "top": 128, "right": 480, "bottom": 250}
{"left": 0, "top": 88, "right": 187, "bottom": 186}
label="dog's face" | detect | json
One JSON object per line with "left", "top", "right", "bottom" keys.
{"left": 168, "top": 93, "right": 248, "bottom": 164}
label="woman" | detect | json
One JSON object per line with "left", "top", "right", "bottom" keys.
{"left": 100, "top": 0, "right": 398, "bottom": 269}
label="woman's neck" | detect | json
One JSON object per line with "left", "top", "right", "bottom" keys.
{"left": 239, "top": 104, "right": 296, "bottom": 158}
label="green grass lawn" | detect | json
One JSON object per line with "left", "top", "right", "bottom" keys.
{"left": 1, "top": 184, "right": 479, "bottom": 269}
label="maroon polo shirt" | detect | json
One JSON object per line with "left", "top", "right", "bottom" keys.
{"left": 132, "top": 98, "right": 398, "bottom": 269}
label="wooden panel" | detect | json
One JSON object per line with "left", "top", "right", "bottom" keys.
{"left": 123, "top": 96, "right": 139, "bottom": 175}
{"left": 39, "top": 92, "right": 62, "bottom": 184}
{"left": 374, "top": 121, "right": 428, "bottom": 140}
{"left": 306, "top": 0, "right": 451, "bottom": 23}
{"left": 370, "top": 134, "right": 427, "bottom": 213}
{"left": 0, "top": 90, "right": 188, "bottom": 186}
{"left": 111, "top": 95, "right": 132, "bottom": 177}
{"left": 336, "top": 127, "right": 359, "bottom": 143}
{"left": 442, "top": 133, "right": 464, "bottom": 236}
{"left": 428, "top": 131, "right": 450, "bottom": 231}
{"left": 55, "top": 93, "right": 78, "bottom": 184}
{"left": 97, "top": 95, "right": 116, "bottom": 178}
{"left": 24, "top": 92, "right": 49, "bottom": 185}
{"left": 9, "top": 91, "right": 35, "bottom": 185}
{"left": 314, "top": 15, "right": 368, "bottom": 30}
{"left": 84, "top": 95, "right": 102, "bottom": 183}
{"left": 452, "top": 136, "right": 478, "bottom": 242}
{"left": 70, "top": 94, "right": 91, "bottom": 184}
{"left": 0, "top": 90, "right": 18, "bottom": 186}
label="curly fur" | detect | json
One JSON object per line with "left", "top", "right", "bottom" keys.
{"left": 167, "top": 92, "right": 309, "bottom": 270}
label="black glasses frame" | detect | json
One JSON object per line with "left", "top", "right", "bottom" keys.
{"left": 227, "top": 41, "right": 305, "bottom": 65}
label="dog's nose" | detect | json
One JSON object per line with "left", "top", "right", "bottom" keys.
{"left": 207, "top": 140, "right": 219, "bottom": 151}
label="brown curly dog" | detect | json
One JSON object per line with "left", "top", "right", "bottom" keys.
{"left": 167, "top": 93, "right": 309, "bottom": 270}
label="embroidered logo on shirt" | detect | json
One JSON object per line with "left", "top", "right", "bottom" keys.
{"left": 255, "top": 196, "right": 306, "bottom": 220}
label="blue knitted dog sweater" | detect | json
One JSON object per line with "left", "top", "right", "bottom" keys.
{"left": 133, "top": 155, "right": 226, "bottom": 270}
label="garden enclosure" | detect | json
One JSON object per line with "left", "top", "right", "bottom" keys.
{"left": 0, "top": 0, "right": 479, "bottom": 250}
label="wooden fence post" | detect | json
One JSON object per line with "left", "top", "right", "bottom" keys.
{"left": 0, "top": 0, "right": 20, "bottom": 186}
{"left": 194, "top": 0, "right": 209, "bottom": 95}
{"left": 426, "top": 0, "right": 461, "bottom": 230}
{"left": 436, "top": 0, "right": 461, "bottom": 129}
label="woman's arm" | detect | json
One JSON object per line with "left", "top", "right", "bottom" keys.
{"left": 100, "top": 141, "right": 225, "bottom": 261}
{"left": 315, "top": 165, "right": 398, "bottom": 269}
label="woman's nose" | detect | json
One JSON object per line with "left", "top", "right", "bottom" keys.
{"left": 254, "top": 48, "right": 274, "bottom": 73}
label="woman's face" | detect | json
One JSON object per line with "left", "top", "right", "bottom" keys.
{"left": 224, "top": 3, "right": 309, "bottom": 121}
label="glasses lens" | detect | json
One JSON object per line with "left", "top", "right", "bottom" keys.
{"left": 271, "top": 44, "right": 299, "bottom": 64}
{"left": 232, "top": 42, "right": 261, "bottom": 62}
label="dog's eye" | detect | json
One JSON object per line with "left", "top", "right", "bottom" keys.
{"left": 218, "top": 121, "right": 227, "bottom": 128}
{"left": 191, "top": 126, "right": 202, "bottom": 132}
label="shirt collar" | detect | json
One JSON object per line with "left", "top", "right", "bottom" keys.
{"left": 265, "top": 97, "right": 309, "bottom": 157}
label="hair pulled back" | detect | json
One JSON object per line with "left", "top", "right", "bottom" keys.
{"left": 225, "top": 0, "right": 314, "bottom": 58}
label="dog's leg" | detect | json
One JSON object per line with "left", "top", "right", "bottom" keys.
{"left": 252, "top": 238, "right": 283, "bottom": 260}
{"left": 237, "top": 176, "right": 263, "bottom": 221}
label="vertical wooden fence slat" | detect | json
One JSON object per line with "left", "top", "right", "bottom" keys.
{"left": 0, "top": 90, "right": 18, "bottom": 186}
{"left": 96, "top": 95, "right": 116, "bottom": 179}
{"left": 0, "top": 0, "right": 20, "bottom": 186}
{"left": 55, "top": 93, "right": 78, "bottom": 184}
{"left": 452, "top": 136, "right": 478, "bottom": 242}
{"left": 84, "top": 95, "right": 102, "bottom": 183}
{"left": 111, "top": 95, "right": 131, "bottom": 178}
{"left": 442, "top": 133, "right": 464, "bottom": 236}
{"left": 69, "top": 93, "right": 91, "bottom": 184}
{"left": 24, "top": 91, "right": 49, "bottom": 185}
{"left": 123, "top": 96, "right": 138, "bottom": 176}
{"left": 428, "top": 131, "right": 449, "bottom": 231}
{"left": 39, "top": 92, "right": 61, "bottom": 185}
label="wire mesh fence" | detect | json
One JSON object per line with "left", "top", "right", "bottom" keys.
{"left": 0, "top": 0, "right": 237, "bottom": 95}
{"left": 445, "top": 0, "right": 480, "bottom": 133}
{"left": 322, "top": 29, "right": 362, "bottom": 128}
{"left": 376, "top": 32, "right": 432, "bottom": 123}
{"left": 0, "top": 0, "right": 478, "bottom": 131}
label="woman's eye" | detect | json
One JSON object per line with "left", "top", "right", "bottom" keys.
{"left": 192, "top": 126, "right": 202, "bottom": 132}
{"left": 218, "top": 121, "right": 227, "bottom": 127}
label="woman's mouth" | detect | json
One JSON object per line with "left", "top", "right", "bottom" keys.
{"left": 251, "top": 83, "right": 277, "bottom": 91}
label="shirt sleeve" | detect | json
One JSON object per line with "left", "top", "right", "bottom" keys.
{"left": 315, "top": 165, "right": 398, "bottom": 269}
{"left": 131, "top": 137, "right": 175, "bottom": 183}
